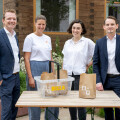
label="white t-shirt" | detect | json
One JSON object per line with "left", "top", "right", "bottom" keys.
{"left": 23, "top": 33, "right": 52, "bottom": 61}
{"left": 62, "top": 36, "right": 95, "bottom": 75}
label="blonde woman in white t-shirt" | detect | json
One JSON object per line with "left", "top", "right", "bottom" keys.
{"left": 62, "top": 19, "right": 95, "bottom": 120}
{"left": 23, "top": 15, "right": 59, "bottom": 120}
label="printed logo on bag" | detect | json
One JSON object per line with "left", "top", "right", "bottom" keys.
{"left": 51, "top": 85, "right": 65, "bottom": 91}
{"left": 82, "top": 86, "right": 90, "bottom": 95}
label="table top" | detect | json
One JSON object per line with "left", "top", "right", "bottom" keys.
{"left": 16, "top": 91, "right": 120, "bottom": 108}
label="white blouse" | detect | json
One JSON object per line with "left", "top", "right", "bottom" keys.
{"left": 23, "top": 33, "right": 52, "bottom": 61}
{"left": 62, "top": 36, "right": 95, "bottom": 75}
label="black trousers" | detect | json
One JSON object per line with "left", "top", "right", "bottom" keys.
{"left": 0, "top": 73, "right": 20, "bottom": 120}
{"left": 69, "top": 73, "right": 86, "bottom": 120}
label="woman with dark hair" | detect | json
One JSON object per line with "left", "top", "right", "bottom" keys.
{"left": 62, "top": 19, "right": 95, "bottom": 120}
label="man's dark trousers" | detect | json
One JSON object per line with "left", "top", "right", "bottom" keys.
{"left": 0, "top": 73, "right": 20, "bottom": 120}
{"left": 104, "top": 76, "right": 120, "bottom": 120}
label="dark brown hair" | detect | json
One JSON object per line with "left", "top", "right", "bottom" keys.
{"left": 67, "top": 19, "right": 87, "bottom": 35}
{"left": 104, "top": 16, "right": 118, "bottom": 24}
{"left": 3, "top": 9, "right": 16, "bottom": 19}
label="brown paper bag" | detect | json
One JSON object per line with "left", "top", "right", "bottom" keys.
{"left": 41, "top": 72, "right": 55, "bottom": 80}
{"left": 40, "top": 72, "right": 58, "bottom": 97}
{"left": 79, "top": 73, "right": 96, "bottom": 99}
{"left": 55, "top": 69, "right": 68, "bottom": 79}
{"left": 56, "top": 69, "right": 68, "bottom": 95}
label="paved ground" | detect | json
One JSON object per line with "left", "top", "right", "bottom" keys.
{"left": 16, "top": 108, "right": 104, "bottom": 120}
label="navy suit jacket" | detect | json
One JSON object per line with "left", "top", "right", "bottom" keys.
{"left": 0, "top": 28, "right": 20, "bottom": 81}
{"left": 93, "top": 34, "right": 120, "bottom": 85}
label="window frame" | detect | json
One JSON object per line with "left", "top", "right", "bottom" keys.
{"left": 105, "top": 0, "right": 120, "bottom": 34}
{"left": 33, "top": 0, "right": 79, "bottom": 34}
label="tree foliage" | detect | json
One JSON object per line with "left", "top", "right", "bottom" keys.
{"left": 110, "top": 0, "right": 120, "bottom": 4}
{"left": 41, "top": 0, "right": 69, "bottom": 31}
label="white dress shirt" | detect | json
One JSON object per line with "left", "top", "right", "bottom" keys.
{"left": 4, "top": 28, "right": 20, "bottom": 73}
{"left": 107, "top": 35, "right": 120, "bottom": 74}
{"left": 62, "top": 36, "right": 95, "bottom": 75}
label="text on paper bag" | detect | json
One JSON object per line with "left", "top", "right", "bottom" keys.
{"left": 82, "top": 86, "right": 90, "bottom": 95}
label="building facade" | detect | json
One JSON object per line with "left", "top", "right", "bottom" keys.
{"left": 2, "top": 0, "right": 120, "bottom": 55}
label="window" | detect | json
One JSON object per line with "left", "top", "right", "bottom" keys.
{"left": 107, "top": 0, "right": 120, "bottom": 2}
{"left": 36, "top": 0, "right": 76, "bottom": 32}
{"left": 0, "top": 0, "right": 3, "bottom": 29}
{"left": 106, "top": 0, "right": 120, "bottom": 32}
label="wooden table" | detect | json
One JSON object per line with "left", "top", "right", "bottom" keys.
{"left": 16, "top": 91, "right": 120, "bottom": 108}
{"left": 16, "top": 91, "right": 120, "bottom": 120}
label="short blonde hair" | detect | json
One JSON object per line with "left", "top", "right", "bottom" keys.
{"left": 3, "top": 9, "right": 16, "bottom": 19}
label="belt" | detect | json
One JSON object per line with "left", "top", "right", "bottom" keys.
{"left": 107, "top": 74, "right": 120, "bottom": 78}
{"left": 13, "top": 72, "right": 18, "bottom": 75}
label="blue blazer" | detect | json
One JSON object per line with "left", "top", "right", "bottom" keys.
{"left": 93, "top": 34, "right": 120, "bottom": 85}
{"left": 0, "top": 28, "right": 20, "bottom": 80}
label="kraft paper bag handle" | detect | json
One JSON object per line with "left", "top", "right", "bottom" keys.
{"left": 49, "top": 61, "right": 60, "bottom": 79}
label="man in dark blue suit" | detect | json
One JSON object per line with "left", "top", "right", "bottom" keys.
{"left": 93, "top": 16, "right": 120, "bottom": 120}
{"left": 0, "top": 9, "right": 20, "bottom": 120}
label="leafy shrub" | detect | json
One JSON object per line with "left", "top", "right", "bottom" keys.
{"left": 87, "top": 65, "right": 93, "bottom": 73}
{"left": 55, "top": 36, "right": 63, "bottom": 57}
{"left": 52, "top": 37, "right": 63, "bottom": 69}
{"left": 52, "top": 52, "right": 63, "bottom": 69}
{"left": 96, "top": 108, "right": 105, "bottom": 118}
{"left": 20, "top": 57, "right": 26, "bottom": 74}
{"left": 19, "top": 71, "right": 26, "bottom": 94}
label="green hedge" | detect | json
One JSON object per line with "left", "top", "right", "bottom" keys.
{"left": 19, "top": 71, "right": 26, "bottom": 94}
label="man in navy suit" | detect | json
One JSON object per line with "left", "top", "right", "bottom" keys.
{"left": 93, "top": 16, "right": 120, "bottom": 120}
{"left": 0, "top": 9, "right": 20, "bottom": 120}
